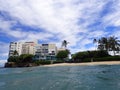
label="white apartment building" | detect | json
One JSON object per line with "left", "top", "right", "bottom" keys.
{"left": 9, "top": 40, "right": 38, "bottom": 57}
{"left": 9, "top": 41, "right": 57, "bottom": 60}
{"left": 9, "top": 42, "right": 23, "bottom": 56}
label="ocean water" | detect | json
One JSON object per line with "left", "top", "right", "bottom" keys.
{"left": 0, "top": 65, "right": 120, "bottom": 90}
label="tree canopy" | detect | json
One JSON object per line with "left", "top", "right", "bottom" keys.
{"left": 56, "top": 50, "right": 70, "bottom": 60}
{"left": 72, "top": 50, "right": 110, "bottom": 62}
{"left": 61, "top": 40, "right": 69, "bottom": 48}
{"left": 93, "top": 36, "right": 120, "bottom": 55}
{"left": 8, "top": 54, "right": 34, "bottom": 63}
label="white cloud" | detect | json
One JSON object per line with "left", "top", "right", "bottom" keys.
{"left": 103, "top": 0, "right": 120, "bottom": 26}
{"left": 112, "top": 31, "right": 120, "bottom": 39}
{"left": 0, "top": 19, "right": 27, "bottom": 38}
{"left": 0, "top": 0, "right": 119, "bottom": 56}
{"left": 0, "top": 42, "right": 9, "bottom": 60}
{"left": 0, "top": 42, "right": 9, "bottom": 53}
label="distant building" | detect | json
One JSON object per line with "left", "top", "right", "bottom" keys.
{"left": 21, "top": 42, "right": 37, "bottom": 55}
{"left": 9, "top": 40, "right": 38, "bottom": 57}
{"left": 9, "top": 42, "right": 23, "bottom": 57}
{"left": 35, "top": 44, "right": 57, "bottom": 60}
{"left": 9, "top": 41, "right": 57, "bottom": 60}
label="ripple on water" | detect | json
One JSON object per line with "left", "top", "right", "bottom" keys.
{"left": 0, "top": 82, "right": 5, "bottom": 87}
{"left": 0, "top": 65, "right": 120, "bottom": 90}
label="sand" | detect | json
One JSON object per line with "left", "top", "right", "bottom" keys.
{"left": 43, "top": 61, "right": 120, "bottom": 67}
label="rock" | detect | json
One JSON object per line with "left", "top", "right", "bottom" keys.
{"left": 4, "top": 62, "right": 38, "bottom": 68}
{"left": 4, "top": 62, "right": 17, "bottom": 68}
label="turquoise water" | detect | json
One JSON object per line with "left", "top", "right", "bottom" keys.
{"left": 0, "top": 65, "right": 120, "bottom": 90}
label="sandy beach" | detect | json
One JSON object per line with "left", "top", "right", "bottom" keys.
{"left": 43, "top": 61, "right": 120, "bottom": 67}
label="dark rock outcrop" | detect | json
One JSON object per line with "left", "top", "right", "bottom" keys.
{"left": 4, "top": 62, "right": 17, "bottom": 68}
{"left": 4, "top": 62, "right": 38, "bottom": 68}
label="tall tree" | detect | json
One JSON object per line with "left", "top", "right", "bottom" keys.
{"left": 62, "top": 40, "right": 69, "bottom": 49}
{"left": 93, "top": 38, "right": 97, "bottom": 50}
{"left": 13, "top": 50, "right": 19, "bottom": 56}
{"left": 56, "top": 50, "right": 70, "bottom": 61}
{"left": 94, "top": 36, "right": 120, "bottom": 55}
{"left": 19, "top": 54, "right": 34, "bottom": 63}
{"left": 108, "top": 36, "right": 120, "bottom": 55}
{"left": 98, "top": 37, "right": 109, "bottom": 51}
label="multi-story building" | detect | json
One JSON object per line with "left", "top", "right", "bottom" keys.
{"left": 9, "top": 42, "right": 17, "bottom": 57}
{"left": 22, "top": 42, "right": 37, "bottom": 55}
{"left": 9, "top": 40, "right": 37, "bottom": 57}
{"left": 9, "top": 41, "right": 57, "bottom": 60}
{"left": 9, "top": 42, "right": 23, "bottom": 56}
{"left": 35, "top": 44, "right": 57, "bottom": 60}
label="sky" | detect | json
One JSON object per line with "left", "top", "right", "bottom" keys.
{"left": 0, "top": 0, "right": 120, "bottom": 63}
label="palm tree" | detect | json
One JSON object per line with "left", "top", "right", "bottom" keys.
{"left": 93, "top": 38, "right": 97, "bottom": 50}
{"left": 95, "top": 36, "right": 120, "bottom": 55}
{"left": 116, "top": 47, "right": 120, "bottom": 54}
{"left": 13, "top": 50, "right": 19, "bottom": 56}
{"left": 97, "top": 38, "right": 104, "bottom": 50}
{"left": 62, "top": 40, "right": 69, "bottom": 49}
{"left": 102, "top": 37, "right": 109, "bottom": 51}
{"left": 97, "top": 37, "right": 109, "bottom": 51}
{"left": 108, "top": 36, "right": 120, "bottom": 55}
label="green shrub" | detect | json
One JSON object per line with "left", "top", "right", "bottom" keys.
{"left": 72, "top": 51, "right": 89, "bottom": 62}
{"left": 8, "top": 56, "right": 19, "bottom": 62}
{"left": 93, "top": 50, "right": 110, "bottom": 58}
{"left": 8, "top": 54, "right": 34, "bottom": 63}
{"left": 94, "top": 56, "right": 120, "bottom": 61}
{"left": 56, "top": 50, "right": 70, "bottom": 60}
{"left": 19, "top": 54, "right": 34, "bottom": 63}
{"left": 83, "top": 56, "right": 120, "bottom": 62}
{"left": 53, "top": 60, "right": 64, "bottom": 64}
{"left": 34, "top": 60, "right": 51, "bottom": 65}
{"left": 72, "top": 50, "right": 110, "bottom": 62}
{"left": 83, "top": 58, "right": 91, "bottom": 62}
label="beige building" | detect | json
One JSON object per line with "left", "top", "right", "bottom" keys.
{"left": 35, "top": 44, "right": 57, "bottom": 60}
{"left": 22, "top": 42, "right": 36, "bottom": 55}
{"left": 48, "top": 44, "right": 57, "bottom": 55}
{"left": 57, "top": 48, "right": 66, "bottom": 52}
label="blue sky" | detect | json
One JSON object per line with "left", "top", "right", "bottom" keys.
{"left": 0, "top": 0, "right": 120, "bottom": 63}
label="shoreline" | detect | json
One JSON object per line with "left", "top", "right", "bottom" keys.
{"left": 43, "top": 61, "right": 120, "bottom": 67}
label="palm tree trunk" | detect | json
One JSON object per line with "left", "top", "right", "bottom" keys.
{"left": 113, "top": 50, "right": 116, "bottom": 56}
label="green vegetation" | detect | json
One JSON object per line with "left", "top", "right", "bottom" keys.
{"left": 6, "top": 53, "right": 65, "bottom": 67}
{"left": 56, "top": 49, "right": 70, "bottom": 61}
{"left": 13, "top": 50, "right": 19, "bottom": 56}
{"left": 18, "top": 54, "right": 34, "bottom": 63}
{"left": 8, "top": 56, "right": 19, "bottom": 62}
{"left": 94, "top": 36, "right": 120, "bottom": 55}
{"left": 5, "top": 54, "right": 35, "bottom": 67}
{"left": 83, "top": 56, "right": 120, "bottom": 62}
{"left": 34, "top": 60, "right": 51, "bottom": 65}
{"left": 8, "top": 54, "right": 34, "bottom": 63}
{"left": 53, "top": 60, "right": 64, "bottom": 64}
{"left": 34, "top": 60, "right": 64, "bottom": 65}
{"left": 62, "top": 40, "right": 69, "bottom": 48}
{"left": 72, "top": 50, "right": 110, "bottom": 62}
{"left": 5, "top": 36, "right": 120, "bottom": 67}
